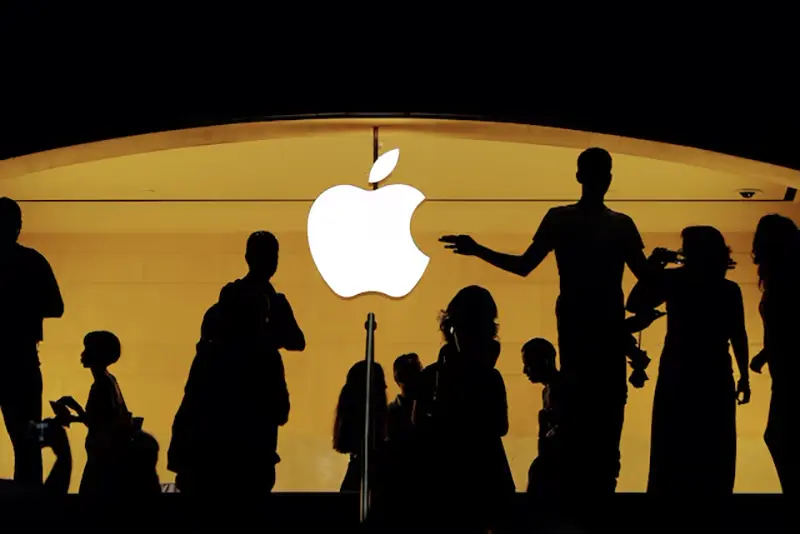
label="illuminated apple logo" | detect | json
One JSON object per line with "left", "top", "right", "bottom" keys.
{"left": 307, "top": 148, "right": 430, "bottom": 298}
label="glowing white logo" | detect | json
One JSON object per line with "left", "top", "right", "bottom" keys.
{"left": 307, "top": 148, "right": 430, "bottom": 298}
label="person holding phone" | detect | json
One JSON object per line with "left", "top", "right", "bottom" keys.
{"left": 628, "top": 227, "right": 749, "bottom": 496}
{"left": 414, "top": 286, "right": 513, "bottom": 532}
{"left": 57, "top": 331, "right": 136, "bottom": 496}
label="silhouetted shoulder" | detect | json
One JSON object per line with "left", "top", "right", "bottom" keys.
{"left": 722, "top": 278, "right": 743, "bottom": 298}
{"left": 13, "top": 244, "right": 52, "bottom": 271}
{"left": 490, "top": 366, "right": 506, "bottom": 384}
{"left": 539, "top": 204, "right": 577, "bottom": 225}
{"left": 219, "top": 279, "right": 244, "bottom": 302}
{"left": 607, "top": 208, "right": 645, "bottom": 247}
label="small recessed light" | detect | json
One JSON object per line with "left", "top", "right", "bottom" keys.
{"left": 737, "top": 188, "right": 762, "bottom": 199}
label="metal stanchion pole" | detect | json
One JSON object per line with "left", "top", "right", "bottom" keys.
{"left": 360, "top": 127, "right": 381, "bottom": 524}
{"left": 360, "top": 312, "right": 377, "bottom": 523}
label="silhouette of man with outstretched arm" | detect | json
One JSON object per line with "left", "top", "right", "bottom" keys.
{"left": 441, "top": 148, "right": 649, "bottom": 495}
{"left": 0, "top": 197, "right": 64, "bottom": 488}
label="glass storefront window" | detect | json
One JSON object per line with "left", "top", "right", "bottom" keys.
{"left": 2, "top": 120, "right": 796, "bottom": 493}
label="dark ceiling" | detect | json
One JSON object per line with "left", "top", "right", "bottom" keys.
{"left": 2, "top": 8, "right": 797, "bottom": 171}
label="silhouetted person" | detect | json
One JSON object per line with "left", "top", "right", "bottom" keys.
{"left": 522, "top": 338, "right": 563, "bottom": 497}
{"left": 57, "top": 331, "right": 136, "bottom": 497}
{"left": 628, "top": 227, "right": 750, "bottom": 495}
{"left": 333, "top": 360, "right": 388, "bottom": 494}
{"left": 387, "top": 353, "right": 422, "bottom": 444}
{"left": 168, "top": 231, "right": 304, "bottom": 495}
{"left": 441, "top": 148, "right": 650, "bottom": 494}
{"left": 0, "top": 197, "right": 64, "bottom": 488}
{"left": 751, "top": 214, "right": 800, "bottom": 494}
{"left": 383, "top": 353, "right": 423, "bottom": 518}
{"left": 414, "top": 286, "right": 514, "bottom": 532}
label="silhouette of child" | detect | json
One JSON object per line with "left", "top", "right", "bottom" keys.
{"left": 57, "top": 331, "right": 134, "bottom": 496}
{"left": 522, "top": 337, "right": 563, "bottom": 495}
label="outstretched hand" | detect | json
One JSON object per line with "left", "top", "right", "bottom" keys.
{"left": 440, "top": 235, "right": 479, "bottom": 256}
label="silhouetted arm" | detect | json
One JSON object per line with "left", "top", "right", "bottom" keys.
{"left": 750, "top": 336, "right": 769, "bottom": 374}
{"left": 626, "top": 248, "right": 682, "bottom": 314}
{"left": 626, "top": 274, "right": 668, "bottom": 314}
{"left": 37, "top": 255, "right": 64, "bottom": 318}
{"left": 272, "top": 294, "right": 305, "bottom": 351}
{"left": 471, "top": 210, "right": 556, "bottom": 277}
{"left": 730, "top": 284, "right": 750, "bottom": 386}
{"left": 626, "top": 249, "right": 650, "bottom": 282}
{"left": 623, "top": 216, "right": 649, "bottom": 282}
{"left": 472, "top": 241, "right": 551, "bottom": 278}
{"left": 441, "top": 210, "right": 556, "bottom": 277}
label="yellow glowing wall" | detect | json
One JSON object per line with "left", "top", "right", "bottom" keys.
{"left": 0, "top": 203, "right": 785, "bottom": 493}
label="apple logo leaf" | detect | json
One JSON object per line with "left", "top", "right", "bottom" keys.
{"left": 368, "top": 148, "right": 400, "bottom": 185}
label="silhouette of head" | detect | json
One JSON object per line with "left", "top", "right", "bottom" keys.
{"left": 753, "top": 214, "right": 798, "bottom": 266}
{"left": 245, "top": 231, "right": 279, "bottom": 279}
{"left": 753, "top": 214, "right": 799, "bottom": 290}
{"left": 333, "top": 360, "right": 388, "bottom": 454}
{"left": 681, "top": 226, "right": 733, "bottom": 279}
{"left": 0, "top": 197, "right": 22, "bottom": 247}
{"left": 522, "top": 338, "right": 557, "bottom": 384}
{"left": 393, "top": 353, "right": 422, "bottom": 395}
{"left": 439, "top": 285, "right": 499, "bottom": 347}
{"left": 81, "top": 331, "right": 122, "bottom": 369}
{"left": 576, "top": 148, "right": 613, "bottom": 201}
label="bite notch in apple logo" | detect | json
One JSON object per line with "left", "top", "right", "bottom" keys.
{"left": 307, "top": 148, "right": 430, "bottom": 299}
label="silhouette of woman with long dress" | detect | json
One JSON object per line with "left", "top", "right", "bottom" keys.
{"left": 751, "top": 214, "right": 800, "bottom": 494}
{"left": 414, "top": 286, "right": 514, "bottom": 532}
{"left": 628, "top": 227, "right": 750, "bottom": 495}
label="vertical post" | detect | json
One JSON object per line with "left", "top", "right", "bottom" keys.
{"left": 372, "top": 126, "right": 380, "bottom": 190}
{"left": 360, "top": 312, "right": 377, "bottom": 523}
{"left": 360, "top": 130, "right": 380, "bottom": 523}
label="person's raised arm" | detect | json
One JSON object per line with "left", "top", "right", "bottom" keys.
{"left": 626, "top": 279, "right": 666, "bottom": 315}
{"left": 730, "top": 284, "right": 751, "bottom": 404}
{"left": 439, "top": 211, "right": 556, "bottom": 277}
{"left": 626, "top": 249, "right": 650, "bottom": 282}
{"left": 626, "top": 248, "right": 679, "bottom": 315}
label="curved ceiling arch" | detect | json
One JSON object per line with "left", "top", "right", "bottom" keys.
{"left": 2, "top": 118, "right": 799, "bottom": 194}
